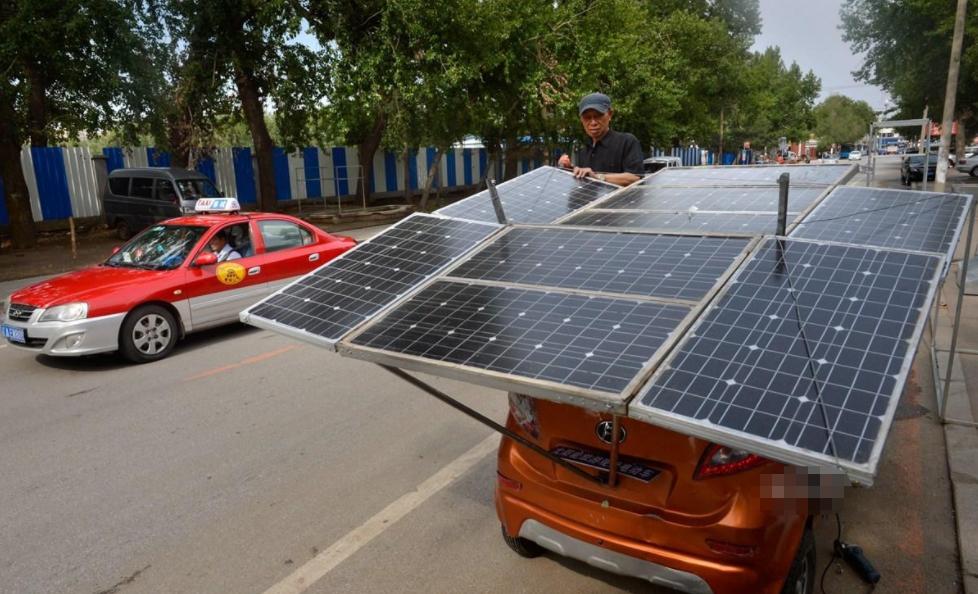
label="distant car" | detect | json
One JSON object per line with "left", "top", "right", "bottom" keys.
{"left": 822, "top": 153, "right": 841, "bottom": 163}
{"left": 643, "top": 156, "right": 682, "bottom": 174}
{"left": 957, "top": 154, "right": 978, "bottom": 176}
{"left": 848, "top": 150, "right": 863, "bottom": 161}
{"left": 104, "top": 167, "right": 223, "bottom": 241}
{"left": 885, "top": 145, "right": 899, "bottom": 154}
{"left": 1, "top": 200, "right": 357, "bottom": 363}
{"left": 901, "top": 154, "right": 939, "bottom": 185}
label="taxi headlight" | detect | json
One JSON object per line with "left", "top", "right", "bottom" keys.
{"left": 39, "top": 303, "right": 89, "bottom": 322}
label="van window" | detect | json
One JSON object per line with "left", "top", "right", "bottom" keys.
{"left": 157, "top": 180, "right": 178, "bottom": 202}
{"left": 259, "top": 220, "right": 315, "bottom": 253}
{"left": 177, "top": 178, "right": 222, "bottom": 200}
{"left": 131, "top": 178, "right": 155, "bottom": 199}
{"left": 108, "top": 177, "right": 129, "bottom": 196}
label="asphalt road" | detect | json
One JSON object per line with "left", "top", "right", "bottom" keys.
{"left": 0, "top": 162, "right": 964, "bottom": 594}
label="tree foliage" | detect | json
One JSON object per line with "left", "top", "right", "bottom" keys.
{"left": 813, "top": 95, "right": 876, "bottom": 148}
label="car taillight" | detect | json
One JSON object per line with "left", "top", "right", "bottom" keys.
{"left": 694, "top": 443, "right": 768, "bottom": 479}
{"left": 496, "top": 472, "right": 522, "bottom": 491}
{"left": 706, "top": 539, "right": 758, "bottom": 557}
{"left": 507, "top": 393, "right": 540, "bottom": 439}
{"left": 960, "top": 160, "right": 968, "bottom": 165}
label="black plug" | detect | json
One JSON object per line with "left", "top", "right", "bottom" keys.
{"left": 834, "top": 540, "right": 880, "bottom": 585}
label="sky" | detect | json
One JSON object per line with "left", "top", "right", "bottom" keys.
{"left": 751, "top": 0, "right": 892, "bottom": 112}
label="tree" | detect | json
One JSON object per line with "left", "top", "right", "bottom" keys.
{"left": 0, "top": 0, "right": 156, "bottom": 248}
{"left": 813, "top": 95, "right": 876, "bottom": 149}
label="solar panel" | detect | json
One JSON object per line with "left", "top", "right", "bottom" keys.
{"left": 644, "top": 165, "right": 853, "bottom": 187}
{"left": 790, "top": 186, "right": 972, "bottom": 267}
{"left": 344, "top": 280, "right": 693, "bottom": 407}
{"left": 448, "top": 227, "right": 751, "bottom": 302}
{"left": 599, "top": 185, "right": 827, "bottom": 213}
{"left": 240, "top": 214, "right": 499, "bottom": 349}
{"left": 629, "top": 238, "right": 943, "bottom": 485}
{"left": 561, "top": 210, "right": 783, "bottom": 234}
{"left": 435, "top": 166, "right": 618, "bottom": 224}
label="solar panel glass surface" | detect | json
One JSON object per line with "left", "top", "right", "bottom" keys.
{"left": 600, "top": 185, "right": 825, "bottom": 213}
{"left": 562, "top": 210, "right": 781, "bottom": 234}
{"left": 643, "top": 165, "right": 851, "bottom": 186}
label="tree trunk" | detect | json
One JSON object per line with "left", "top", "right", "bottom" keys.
{"left": 355, "top": 112, "right": 387, "bottom": 207}
{"left": 955, "top": 115, "right": 967, "bottom": 161}
{"left": 167, "top": 105, "right": 192, "bottom": 169}
{"left": 0, "top": 91, "right": 37, "bottom": 249}
{"left": 419, "top": 148, "right": 445, "bottom": 212}
{"left": 25, "top": 63, "right": 48, "bottom": 147}
{"left": 234, "top": 67, "right": 277, "bottom": 212}
{"left": 503, "top": 135, "right": 519, "bottom": 181}
{"left": 402, "top": 144, "right": 412, "bottom": 203}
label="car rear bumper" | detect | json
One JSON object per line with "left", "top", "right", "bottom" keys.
{"left": 495, "top": 440, "right": 800, "bottom": 594}
{"left": 3, "top": 312, "right": 124, "bottom": 356}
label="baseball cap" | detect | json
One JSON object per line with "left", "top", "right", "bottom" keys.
{"left": 578, "top": 92, "right": 611, "bottom": 115}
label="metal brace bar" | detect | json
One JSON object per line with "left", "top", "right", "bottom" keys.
{"left": 380, "top": 365, "right": 609, "bottom": 486}
{"left": 940, "top": 199, "right": 976, "bottom": 423}
{"left": 487, "top": 179, "right": 508, "bottom": 225}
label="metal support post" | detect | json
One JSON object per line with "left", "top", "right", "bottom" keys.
{"left": 607, "top": 415, "right": 622, "bottom": 486}
{"left": 776, "top": 173, "right": 790, "bottom": 236}
{"left": 940, "top": 200, "right": 976, "bottom": 422}
{"left": 380, "top": 365, "right": 610, "bottom": 486}
{"left": 487, "top": 179, "right": 508, "bottom": 225}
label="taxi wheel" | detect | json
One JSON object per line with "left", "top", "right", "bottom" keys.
{"left": 501, "top": 525, "right": 543, "bottom": 559}
{"left": 120, "top": 305, "right": 177, "bottom": 363}
{"left": 116, "top": 221, "right": 132, "bottom": 241}
{"left": 779, "top": 529, "right": 815, "bottom": 594}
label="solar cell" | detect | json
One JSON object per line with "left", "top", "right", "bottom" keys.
{"left": 643, "top": 165, "right": 852, "bottom": 187}
{"left": 791, "top": 186, "right": 971, "bottom": 266}
{"left": 630, "top": 238, "right": 942, "bottom": 484}
{"left": 435, "top": 166, "right": 618, "bottom": 224}
{"left": 599, "top": 185, "right": 826, "bottom": 213}
{"left": 448, "top": 227, "right": 750, "bottom": 301}
{"left": 345, "top": 280, "right": 693, "bottom": 406}
{"left": 561, "top": 210, "right": 783, "bottom": 234}
{"left": 240, "top": 214, "right": 499, "bottom": 349}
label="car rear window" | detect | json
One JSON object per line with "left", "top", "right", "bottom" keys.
{"left": 259, "top": 220, "right": 315, "bottom": 253}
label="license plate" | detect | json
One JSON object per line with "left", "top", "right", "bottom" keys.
{"left": 552, "top": 446, "right": 661, "bottom": 483}
{"left": 2, "top": 323, "right": 25, "bottom": 344}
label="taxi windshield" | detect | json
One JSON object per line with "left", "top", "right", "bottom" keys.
{"left": 105, "top": 225, "right": 208, "bottom": 270}
{"left": 177, "top": 178, "right": 222, "bottom": 200}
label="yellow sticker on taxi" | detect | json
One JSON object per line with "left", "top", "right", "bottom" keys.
{"left": 216, "top": 262, "right": 247, "bottom": 285}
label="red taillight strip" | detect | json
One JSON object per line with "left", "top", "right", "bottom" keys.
{"left": 693, "top": 443, "right": 769, "bottom": 480}
{"left": 496, "top": 471, "right": 522, "bottom": 491}
{"left": 706, "top": 539, "right": 758, "bottom": 557}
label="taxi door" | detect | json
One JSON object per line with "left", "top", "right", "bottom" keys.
{"left": 184, "top": 222, "right": 269, "bottom": 329}
{"left": 255, "top": 219, "right": 347, "bottom": 291}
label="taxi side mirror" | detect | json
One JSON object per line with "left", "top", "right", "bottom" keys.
{"left": 194, "top": 252, "right": 218, "bottom": 267}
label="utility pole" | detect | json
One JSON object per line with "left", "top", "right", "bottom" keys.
{"left": 937, "top": 0, "right": 969, "bottom": 186}
{"left": 920, "top": 106, "right": 929, "bottom": 154}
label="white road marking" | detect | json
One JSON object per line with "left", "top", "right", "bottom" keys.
{"left": 262, "top": 433, "right": 499, "bottom": 594}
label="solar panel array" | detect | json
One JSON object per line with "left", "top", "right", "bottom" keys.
{"left": 791, "top": 186, "right": 971, "bottom": 265}
{"left": 240, "top": 214, "right": 498, "bottom": 348}
{"left": 435, "top": 166, "right": 617, "bottom": 224}
{"left": 643, "top": 165, "right": 854, "bottom": 186}
{"left": 448, "top": 227, "right": 750, "bottom": 301}
{"left": 629, "top": 238, "right": 942, "bottom": 482}
{"left": 599, "top": 185, "right": 826, "bottom": 213}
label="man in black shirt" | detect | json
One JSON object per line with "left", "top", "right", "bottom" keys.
{"left": 558, "top": 92, "right": 644, "bottom": 187}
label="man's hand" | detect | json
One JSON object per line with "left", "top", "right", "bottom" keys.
{"left": 572, "top": 166, "right": 594, "bottom": 180}
{"left": 557, "top": 154, "right": 572, "bottom": 169}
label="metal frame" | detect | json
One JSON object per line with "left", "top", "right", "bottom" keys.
{"left": 239, "top": 212, "right": 503, "bottom": 351}
{"left": 626, "top": 236, "right": 947, "bottom": 486}
{"left": 293, "top": 164, "right": 368, "bottom": 216}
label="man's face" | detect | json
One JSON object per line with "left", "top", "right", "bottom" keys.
{"left": 580, "top": 109, "right": 612, "bottom": 142}
{"left": 209, "top": 235, "right": 226, "bottom": 252}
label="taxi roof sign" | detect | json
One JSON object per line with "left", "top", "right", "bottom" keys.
{"left": 195, "top": 198, "right": 241, "bottom": 213}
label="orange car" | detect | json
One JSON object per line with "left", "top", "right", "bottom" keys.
{"left": 495, "top": 394, "right": 815, "bottom": 594}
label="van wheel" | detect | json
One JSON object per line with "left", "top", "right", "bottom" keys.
{"left": 779, "top": 529, "right": 815, "bottom": 594}
{"left": 501, "top": 525, "right": 544, "bottom": 558}
{"left": 119, "top": 305, "right": 177, "bottom": 363}
{"left": 116, "top": 221, "right": 132, "bottom": 241}
{"left": 970, "top": 166, "right": 978, "bottom": 177}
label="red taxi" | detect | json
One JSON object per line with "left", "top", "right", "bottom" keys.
{"left": 1, "top": 199, "right": 356, "bottom": 363}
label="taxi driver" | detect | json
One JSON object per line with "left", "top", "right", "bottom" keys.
{"left": 209, "top": 229, "right": 242, "bottom": 262}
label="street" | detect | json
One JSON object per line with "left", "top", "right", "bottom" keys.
{"left": 0, "top": 158, "right": 967, "bottom": 594}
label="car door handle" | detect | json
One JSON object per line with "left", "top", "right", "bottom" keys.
{"left": 248, "top": 266, "right": 261, "bottom": 276}
{"left": 309, "top": 253, "right": 320, "bottom": 262}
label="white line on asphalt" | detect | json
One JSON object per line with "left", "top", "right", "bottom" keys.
{"left": 262, "top": 433, "right": 499, "bottom": 594}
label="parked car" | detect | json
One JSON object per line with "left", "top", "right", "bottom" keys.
{"left": 497, "top": 393, "right": 816, "bottom": 594}
{"left": 104, "top": 167, "right": 224, "bottom": 241}
{"left": 822, "top": 153, "right": 841, "bottom": 163}
{"left": 901, "top": 154, "right": 939, "bottom": 185}
{"left": 1, "top": 199, "right": 356, "bottom": 363}
{"left": 643, "top": 156, "right": 683, "bottom": 174}
{"left": 848, "top": 150, "right": 863, "bottom": 161}
{"left": 957, "top": 153, "right": 978, "bottom": 176}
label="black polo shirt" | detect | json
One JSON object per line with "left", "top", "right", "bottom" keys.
{"left": 578, "top": 129, "right": 645, "bottom": 175}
